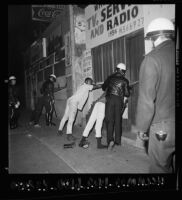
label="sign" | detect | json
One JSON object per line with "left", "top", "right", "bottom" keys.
{"left": 82, "top": 49, "right": 93, "bottom": 79}
{"left": 85, "top": 4, "right": 144, "bottom": 49}
{"left": 65, "top": 32, "right": 71, "bottom": 66}
{"left": 30, "top": 38, "right": 46, "bottom": 64}
{"left": 74, "top": 14, "right": 86, "bottom": 44}
{"left": 32, "top": 5, "right": 65, "bottom": 22}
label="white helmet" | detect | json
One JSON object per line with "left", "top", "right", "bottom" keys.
{"left": 9, "top": 76, "right": 16, "bottom": 81}
{"left": 145, "top": 18, "right": 174, "bottom": 39}
{"left": 117, "top": 63, "right": 126, "bottom": 70}
{"left": 49, "top": 74, "right": 56, "bottom": 80}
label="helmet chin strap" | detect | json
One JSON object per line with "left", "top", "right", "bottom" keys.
{"left": 149, "top": 36, "right": 170, "bottom": 49}
{"left": 154, "top": 37, "right": 169, "bottom": 47}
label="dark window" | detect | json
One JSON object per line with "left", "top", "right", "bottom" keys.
{"left": 54, "top": 60, "right": 65, "bottom": 77}
{"left": 37, "top": 70, "right": 43, "bottom": 82}
{"left": 92, "top": 46, "right": 102, "bottom": 82}
{"left": 40, "top": 59, "right": 47, "bottom": 69}
{"left": 92, "top": 36, "right": 125, "bottom": 83}
{"left": 44, "top": 66, "right": 53, "bottom": 80}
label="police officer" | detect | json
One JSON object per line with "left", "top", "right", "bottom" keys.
{"left": 31, "top": 74, "right": 57, "bottom": 127}
{"left": 133, "top": 18, "right": 175, "bottom": 173}
{"left": 8, "top": 76, "right": 20, "bottom": 129}
{"left": 102, "top": 63, "right": 130, "bottom": 150}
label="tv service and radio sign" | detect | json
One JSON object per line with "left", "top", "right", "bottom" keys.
{"left": 32, "top": 5, "right": 65, "bottom": 22}
{"left": 85, "top": 4, "right": 144, "bottom": 49}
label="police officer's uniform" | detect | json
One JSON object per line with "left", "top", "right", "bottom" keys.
{"left": 135, "top": 18, "right": 175, "bottom": 173}
{"left": 32, "top": 75, "right": 56, "bottom": 126}
{"left": 102, "top": 64, "right": 130, "bottom": 147}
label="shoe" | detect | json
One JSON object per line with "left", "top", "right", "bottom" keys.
{"left": 79, "top": 137, "right": 89, "bottom": 148}
{"left": 115, "top": 142, "right": 121, "bottom": 146}
{"left": 67, "top": 134, "right": 77, "bottom": 141}
{"left": 50, "top": 122, "right": 56, "bottom": 126}
{"left": 57, "top": 130, "right": 63, "bottom": 136}
{"left": 34, "top": 124, "right": 41, "bottom": 128}
{"left": 108, "top": 141, "right": 114, "bottom": 151}
{"left": 97, "top": 138, "right": 107, "bottom": 149}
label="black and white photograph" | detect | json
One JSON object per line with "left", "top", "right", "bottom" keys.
{"left": 7, "top": 3, "right": 180, "bottom": 196}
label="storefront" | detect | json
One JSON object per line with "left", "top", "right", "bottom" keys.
{"left": 24, "top": 4, "right": 175, "bottom": 142}
{"left": 84, "top": 4, "right": 175, "bottom": 137}
{"left": 24, "top": 5, "right": 87, "bottom": 124}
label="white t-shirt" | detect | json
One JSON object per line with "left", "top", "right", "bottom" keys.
{"left": 70, "top": 83, "right": 93, "bottom": 110}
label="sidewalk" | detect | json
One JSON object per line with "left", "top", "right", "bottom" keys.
{"left": 8, "top": 109, "right": 150, "bottom": 173}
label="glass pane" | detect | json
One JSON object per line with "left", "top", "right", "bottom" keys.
{"left": 44, "top": 66, "right": 53, "bottom": 80}
{"left": 54, "top": 60, "right": 65, "bottom": 77}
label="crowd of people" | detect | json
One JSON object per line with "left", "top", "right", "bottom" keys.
{"left": 8, "top": 18, "right": 175, "bottom": 174}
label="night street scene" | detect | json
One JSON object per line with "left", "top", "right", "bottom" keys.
{"left": 7, "top": 4, "right": 180, "bottom": 195}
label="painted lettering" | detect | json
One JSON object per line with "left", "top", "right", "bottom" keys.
{"left": 101, "top": 8, "right": 106, "bottom": 22}
{"left": 90, "top": 24, "right": 104, "bottom": 39}
{"left": 113, "top": 4, "right": 120, "bottom": 15}
{"left": 131, "top": 6, "right": 138, "bottom": 18}
{"left": 107, "top": 5, "right": 112, "bottom": 19}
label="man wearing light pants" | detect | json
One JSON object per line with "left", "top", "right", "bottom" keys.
{"left": 58, "top": 77, "right": 102, "bottom": 141}
{"left": 79, "top": 93, "right": 107, "bottom": 149}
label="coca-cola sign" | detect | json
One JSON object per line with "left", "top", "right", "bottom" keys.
{"left": 32, "top": 5, "right": 65, "bottom": 22}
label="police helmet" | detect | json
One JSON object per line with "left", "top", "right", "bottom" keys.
{"left": 9, "top": 76, "right": 16, "bottom": 81}
{"left": 145, "top": 18, "right": 174, "bottom": 40}
{"left": 116, "top": 63, "right": 126, "bottom": 71}
{"left": 49, "top": 74, "right": 56, "bottom": 81}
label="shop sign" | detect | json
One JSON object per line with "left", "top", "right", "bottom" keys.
{"left": 82, "top": 49, "right": 92, "bottom": 79}
{"left": 32, "top": 5, "right": 65, "bottom": 22}
{"left": 86, "top": 4, "right": 144, "bottom": 49}
{"left": 65, "top": 32, "right": 71, "bottom": 66}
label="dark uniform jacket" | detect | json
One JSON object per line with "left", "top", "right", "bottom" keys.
{"left": 135, "top": 40, "right": 175, "bottom": 132}
{"left": 41, "top": 79, "right": 54, "bottom": 98}
{"left": 102, "top": 72, "right": 130, "bottom": 101}
{"left": 8, "top": 85, "right": 19, "bottom": 105}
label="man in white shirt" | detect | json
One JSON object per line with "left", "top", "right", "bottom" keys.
{"left": 79, "top": 93, "right": 107, "bottom": 149}
{"left": 58, "top": 77, "right": 102, "bottom": 141}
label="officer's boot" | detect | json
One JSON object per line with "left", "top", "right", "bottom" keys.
{"left": 45, "top": 113, "right": 49, "bottom": 126}
{"left": 49, "top": 112, "right": 56, "bottom": 126}
{"left": 97, "top": 138, "right": 107, "bottom": 149}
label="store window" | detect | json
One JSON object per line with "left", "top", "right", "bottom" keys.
{"left": 44, "top": 66, "right": 53, "bottom": 80}
{"left": 46, "top": 54, "right": 54, "bottom": 66}
{"left": 54, "top": 60, "right": 65, "bottom": 77}
{"left": 37, "top": 70, "right": 43, "bottom": 82}
{"left": 92, "top": 36, "right": 125, "bottom": 83}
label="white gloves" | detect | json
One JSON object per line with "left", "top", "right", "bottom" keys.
{"left": 15, "top": 101, "right": 20, "bottom": 108}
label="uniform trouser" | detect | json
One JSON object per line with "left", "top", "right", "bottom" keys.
{"left": 148, "top": 120, "right": 175, "bottom": 173}
{"left": 83, "top": 102, "right": 105, "bottom": 138}
{"left": 105, "top": 95, "right": 123, "bottom": 145}
{"left": 58, "top": 98, "right": 78, "bottom": 134}
{"left": 9, "top": 106, "right": 19, "bottom": 128}
{"left": 33, "top": 95, "right": 53, "bottom": 124}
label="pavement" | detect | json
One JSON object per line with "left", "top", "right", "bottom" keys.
{"left": 8, "top": 109, "right": 150, "bottom": 174}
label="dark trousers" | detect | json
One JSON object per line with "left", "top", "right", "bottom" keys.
{"left": 31, "top": 95, "right": 53, "bottom": 125}
{"left": 148, "top": 120, "right": 175, "bottom": 173}
{"left": 105, "top": 95, "right": 123, "bottom": 145}
{"left": 9, "top": 106, "right": 20, "bottom": 129}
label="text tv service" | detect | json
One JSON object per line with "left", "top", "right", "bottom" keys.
{"left": 86, "top": 4, "right": 144, "bottom": 49}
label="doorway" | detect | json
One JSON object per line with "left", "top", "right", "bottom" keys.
{"left": 124, "top": 29, "right": 145, "bottom": 131}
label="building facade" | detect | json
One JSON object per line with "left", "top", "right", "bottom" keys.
{"left": 24, "top": 4, "right": 175, "bottom": 143}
